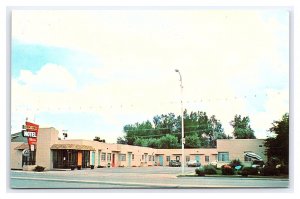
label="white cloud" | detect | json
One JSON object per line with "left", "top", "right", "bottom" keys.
{"left": 249, "top": 89, "right": 289, "bottom": 138}
{"left": 16, "top": 63, "right": 76, "bottom": 92}
{"left": 11, "top": 10, "right": 289, "bottom": 141}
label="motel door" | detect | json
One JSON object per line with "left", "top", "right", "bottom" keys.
{"left": 195, "top": 155, "right": 200, "bottom": 162}
{"left": 91, "top": 151, "right": 95, "bottom": 166}
{"left": 77, "top": 151, "right": 82, "bottom": 166}
{"left": 112, "top": 154, "right": 115, "bottom": 167}
{"left": 128, "top": 152, "right": 132, "bottom": 167}
{"left": 159, "top": 155, "right": 163, "bottom": 166}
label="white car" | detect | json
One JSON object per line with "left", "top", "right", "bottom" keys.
{"left": 187, "top": 160, "right": 201, "bottom": 167}
{"left": 210, "top": 161, "right": 217, "bottom": 167}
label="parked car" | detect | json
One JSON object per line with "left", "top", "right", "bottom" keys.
{"left": 251, "top": 160, "right": 265, "bottom": 169}
{"left": 210, "top": 161, "right": 217, "bottom": 167}
{"left": 187, "top": 160, "right": 201, "bottom": 167}
{"left": 169, "top": 160, "right": 181, "bottom": 167}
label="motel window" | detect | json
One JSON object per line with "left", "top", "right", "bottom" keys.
{"left": 166, "top": 156, "right": 170, "bottom": 162}
{"left": 149, "top": 155, "right": 152, "bottom": 161}
{"left": 142, "top": 155, "right": 144, "bottom": 160}
{"left": 107, "top": 153, "right": 111, "bottom": 161}
{"left": 152, "top": 156, "right": 154, "bottom": 161}
{"left": 218, "top": 152, "right": 229, "bottom": 162}
{"left": 176, "top": 156, "right": 180, "bottom": 161}
{"left": 22, "top": 150, "right": 36, "bottom": 166}
{"left": 120, "top": 154, "right": 126, "bottom": 161}
{"left": 186, "top": 156, "right": 190, "bottom": 162}
{"left": 132, "top": 154, "right": 134, "bottom": 160}
{"left": 145, "top": 154, "right": 147, "bottom": 162}
{"left": 205, "top": 156, "right": 209, "bottom": 162}
{"left": 101, "top": 153, "right": 106, "bottom": 161}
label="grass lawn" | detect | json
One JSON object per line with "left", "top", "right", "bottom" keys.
{"left": 178, "top": 168, "right": 288, "bottom": 178}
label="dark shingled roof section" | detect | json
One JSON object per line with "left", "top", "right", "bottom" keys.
{"left": 14, "top": 143, "right": 29, "bottom": 150}
{"left": 50, "top": 144, "right": 95, "bottom": 151}
{"left": 11, "top": 132, "right": 27, "bottom": 143}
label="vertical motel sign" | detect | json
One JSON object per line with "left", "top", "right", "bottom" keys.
{"left": 22, "top": 121, "right": 39, "bottom": 151}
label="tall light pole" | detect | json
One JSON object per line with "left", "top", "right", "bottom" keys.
{"left": 175, "top": 69, "right": 185, "bottom": 175}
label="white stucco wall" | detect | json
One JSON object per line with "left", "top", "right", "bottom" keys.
{"left": 10, "top": 142, "right": 24, "bottom": 170}
{"left": 36, "top": 128, "right": 59, "bottom": 170}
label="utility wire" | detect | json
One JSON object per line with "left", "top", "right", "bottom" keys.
{"left": 12, "top": 91, "right": 283, "bottom": 112}
{"left": 124, "top": 129, "right": 221, "bottom": 139}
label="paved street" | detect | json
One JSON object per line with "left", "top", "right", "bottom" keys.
{"left": 10, "top": 167, "right": 289, "bottom": 189}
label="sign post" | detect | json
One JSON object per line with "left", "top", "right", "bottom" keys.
{"left": 30, "top": 144, "right": 35, "bottom": 152}
{"left": 22, "top": 121, "right": 39, "bottom": 149}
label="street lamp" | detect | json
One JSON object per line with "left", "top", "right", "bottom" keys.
{"left": 175, "top": 69, "right": 185, "bottom": 175}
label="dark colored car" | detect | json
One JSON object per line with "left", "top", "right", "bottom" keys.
{"left": 169, "top": 160, "right": 181, "bottom": 167}
{"left": 251, "top": 160, "right": 265, "bottom": 169}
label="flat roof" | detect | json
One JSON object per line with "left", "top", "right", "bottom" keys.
{"left": 14, "top": 143, "right": 29, "bottom": 150}
{"left": 50, "top": 144, "right": 95, "bottom": 151}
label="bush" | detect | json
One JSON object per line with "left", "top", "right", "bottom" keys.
{"left": 278, "top": 165, "right": 289, "bottom": 175}
{"left": 221, "top": 165, "right": 234, "bottom": 175}
{"left": 204, "top": 165, "right": 217, "bottom": 175}
{"left": 34, "top": 166, "right": 45, "bottom": 172}
{"left": 70, "top": 165, "right": 76, "bottom": 170}
{"left": 91, "top": 165, "right": 94, "bottom": 169}
{"left": 77, "top": 165, "right": 82, "bottom": 170}
{"left": 229, "top": 159, "right": 242, "bottom": 168}
{"left": 238, "top": 167, "right": 258, "bottom": 176}
{"left": 195, "top": 166, "right": 205, "bottom": 176}
{"left": 260, "top": 166, "right": 280, "bottom": 176}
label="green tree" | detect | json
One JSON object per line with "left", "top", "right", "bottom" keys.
{"left": 116, "top": 136, "right": 127, "bottom": 144}
{"left": 133, "top": 138, "right": 148, "bottom": 147}
{"left": 206, "top": 115, "right": 227, "bottom": 147}
{"left": 184, "top": 133, "right": 201, "bottom": 148}
{"left": 123, "top": 124, "right": 137, "bottom": 145}
{"left": 147, "top": 138, "right": 160, "bottom": 148}
{"left": 120, "top": 110, "right": 229, "bottom": 148}
{"left": 123, "top": 120, "right": 154, "bottom": 145}
{"left": 265, "top": 113, "right": 289, "bottom": 166}
{"left": 230, "top": 115, "right": 256, "bottom": 139}
{"left": 157, "top": 134, "right": 180, "bottom": 149}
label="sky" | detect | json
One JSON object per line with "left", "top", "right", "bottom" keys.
{"left": 11, "top": 9, "right": 289, "bottom": 143}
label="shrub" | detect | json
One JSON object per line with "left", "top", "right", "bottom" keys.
{"left": 229, "top": 159, "right": 242, "bottom": 168}
{"left": 238, "top": 167, "right": 258, "bottom": 176}
{"left": 279, "top": 165, "right": 289, "bottom": 175}
{"left": 77, "top": 165, "right": 82, "bottom": 170}
{"left": 260, "top": 166, "right": 280, "bottom": 176}
{"left": 221, "top": 165, "right": 234, "bottom": 175}
{"left": 195, "top": 166, "right": 205, "bottom": 176}
{"left": 34, "top": 166, "right": 45, "bottom": 172}
{"left": 204, "top": 165, "right": 217, "bottom": 175}
{"left": 70, "top": 165, "right": 76, "bottom": 170}
{"left": 90, "top": 165, "right": 94, "bottom": 169}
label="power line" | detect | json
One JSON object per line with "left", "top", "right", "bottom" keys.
{"left": 124, "top": 129, "right": 221, "bottom": 139}
{"left": 12, "top": 91, "right": 284, "bottom": 112}
{"left": 124, "top": 124, "right": 217, "bottom": 132}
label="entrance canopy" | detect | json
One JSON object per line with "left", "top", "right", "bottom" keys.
{"left": 51, "top": 144, "right": 95, "bottom": 151}
{"left": 244, "top": 152, "right": 263, "bottom": 161}
{"left": 14, "top": 143, "right": 29, "bottom": 150}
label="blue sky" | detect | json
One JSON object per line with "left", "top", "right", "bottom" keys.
{"left": 11, "top": 9, "right": 289, "bottom": 143}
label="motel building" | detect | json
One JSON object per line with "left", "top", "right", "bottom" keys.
{"left": 11, "top": 127, "right": 267, "bottom": 171}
